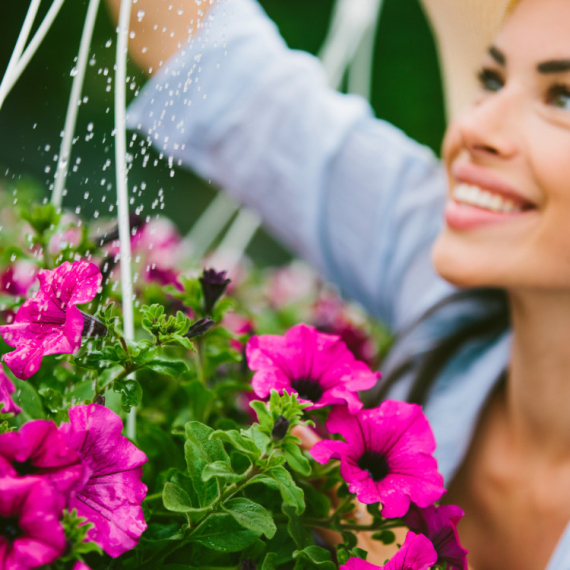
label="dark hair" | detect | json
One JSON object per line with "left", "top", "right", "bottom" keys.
{"left": 373, "top": 288, "right": 510, "bottom": 406}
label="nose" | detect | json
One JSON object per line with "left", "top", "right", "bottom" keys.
{"left": 457, "top": 88, "right": 520, "bottom": 161}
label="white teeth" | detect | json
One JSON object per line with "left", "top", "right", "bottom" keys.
{"left": 452, "top": 183, "right": 522, "bottom": 214}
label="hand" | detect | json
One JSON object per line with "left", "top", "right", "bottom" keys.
{"left": 292, "top": 424, "right": 406, "bottom": 566}
{"left": 103, "top": 0, "right": 217, "bottom": 74}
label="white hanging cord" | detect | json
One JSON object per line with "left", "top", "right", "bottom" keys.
{"left": 52, "top": 0, "right": 101, "bottom": 209}
{"left": 206, "top": 209, "right": 261, "bottom": 276}
{"left": 0, "top": 0, "right": 43, "bottom": 113}
{"left": 114, "top": 0, "right": 136, "bottom": 439}
{"left": 318, "top": 0, "right": 384, "bottom": 92}
{"left": 186, "top": 193, "right": 239, "bottom": 261}
{"left": 0, "top": 0, "right": 67, "bottom": 110}
{"left": 347, "top": 0, "right": 384, "bottom": 100}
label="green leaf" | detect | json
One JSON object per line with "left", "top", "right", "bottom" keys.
{"left": 261, "top": 552, "right": 278, "bottom": 570}
{"left": 283, "top": 505, "right": 308, "bottom": 549}
{"left": 163, "top": 482, "right": 196, "bottom": 513}
{"left": 202, "top": 461, "right": 243, "bottom": 483}
{"left": 371, "top": 530, "right": 396, "bottom": 545}
{"left": 113, "top": 378, "right": 142, "bottom": 413}
{"left": 282, "top": 442, "right": 311, "bottom": 476}
{"left": 189, "top": 513, "right": 260, "bottom": 552}
{"left": 265, "top": 466, "right": 305, "bottom": 515}
{"left": 250, "top": 400, "right": 272, "bottom": 428}
{"left": 244, "top": 424, "right": 271, "bottom": 456}
{"left": 184, "top": 422, "right": 230, "bottom": 508}
{"left": 145, "top": 358, "right": 189, "bottom": 377}
{"left": 210, "top": 429, "right": 260, "bottom": 460}
{"left": 12, "top": 377, "right": 45, "bottom": 423}
{"left": 224, "top": 498, "right": 276, "bottom": 539}
{"left": 293, "top": 546, "right": 336, "bottom": 570}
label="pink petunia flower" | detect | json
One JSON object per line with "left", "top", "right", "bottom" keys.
{"left": 0, "top": 260, "right": 39, "bottom": 298}
{"left": 0, "top": 261, "right": 102, "bottom": 380}
{"left": 0, "top": 420, "right": 87, "bottom": 504}
{"left": 0, "top": 476, "right": 66, "bottom": 569}
{"left": 0, "top": 367, "right": 21, "bottom": 416}
{"left": 340, "top": 532, "right": 437, "bottom": 570}
{"left": 73, "top": 562, "right": 91, "bottom": 570}
{"left": 311, "top": 403, "right": 444, "bottom": 518}
{"left": 404, "top": 504, "right": 468, "bottom": 570}
{"left": 246, "top": 324, "right": 379, "bottom": 414}
{"left": 59, "top": 404, "right": 148, "bottom": 557}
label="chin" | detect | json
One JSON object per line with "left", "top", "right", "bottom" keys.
{"left": 431, "top": 229, "right": 499, "bottom": 289}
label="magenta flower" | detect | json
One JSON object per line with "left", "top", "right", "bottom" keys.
{"left": 404, "top": 504, "right": 468, "bottom": 570}
{"left": 0, "top": 260, "right": 38, "bottom": 298}
{"left": 0, "top": 261, "right": 102, "bottom": 380}
{"left": 0, "top": 420, "right": 87, "bottom": 505}
{"left": 0, "top": 367, "right": 21, "bottom": 416}
{"left": 311, "top": 402, "right": 444, "bottom": 517}
{"left": 246, "top": 324, "right": 379, "bottom": 413}
{"left": 73, "top": 562, "right": 91, "bottom": 570}
{"left": 0, "top": 477, "right": 66, "bottom": 569}
{"left": 60, "top": 404, "right": 148, "bottom": 557}
{"left": 341, "top": 532, "right": 437, "bottom": 570}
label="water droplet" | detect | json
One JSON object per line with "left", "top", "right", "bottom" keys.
{"left": 70, "top": 67, "right": 78, "bottom": 77}
{"left": 87, "top": 122, "right": 94, "bottom": 132}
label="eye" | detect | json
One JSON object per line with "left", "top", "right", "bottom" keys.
{"left": 477, "top": 68, "right": 504, "bottom": 93}
{"left": 547, "top": 84, "right": 570, "bottom": 110}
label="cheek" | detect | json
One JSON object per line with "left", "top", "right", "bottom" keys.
{"left": 441, "top": 122, "right": 462, "bottom": 168}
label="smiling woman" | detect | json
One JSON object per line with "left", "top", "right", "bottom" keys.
{"left": 121, "top": 0, "right": 570, "bottom": 568}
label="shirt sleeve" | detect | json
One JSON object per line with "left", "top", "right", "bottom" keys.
{"left": 126, "top": 0, "right": 455, "bottom": 332}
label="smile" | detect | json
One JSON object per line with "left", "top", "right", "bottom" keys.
{"left": 452, "top": 183, "right": 523, "bottom": 214}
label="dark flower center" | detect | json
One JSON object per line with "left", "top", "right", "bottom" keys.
{"left": 357, "top": 451, "right": 390, "bottom": 482}
{"left": 291, "top": 378, "right": 323, "bottom": 403}
{"left": 0, "top": 516, "right": 22, "bottom": 541}
{"left": 13, "top": 460, "right": 36, "bottom": 476}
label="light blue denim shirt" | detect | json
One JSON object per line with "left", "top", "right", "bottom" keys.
{"left": 127, "top": 0, "right": 570, "bottom": 566}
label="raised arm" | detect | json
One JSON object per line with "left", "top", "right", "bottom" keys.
{"left": 104, "top": 0, "right": 216, "bottom": 73}
{"left": 124, "top": 0, "right": 454, "bottom": 332}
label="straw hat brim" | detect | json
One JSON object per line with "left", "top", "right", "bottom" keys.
{"left": 420, "top": 0, "right": 520, "bottom": 121}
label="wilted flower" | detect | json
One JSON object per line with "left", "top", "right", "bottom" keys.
{"left": 200, "top": 268, "right": 231, "bottom": 314}
{"left": 404, "top": 504, "right": 468, "bottom": 570}
{"left": 185, "top": 317, "right": 215, "bottom": 340}
{"left": 0, "top": 367, "right": 21, "bottom": 416}
{"left": 271, "top": 415, "right": 290, "bottom": 441}
{"left": 0, "top": 420, "right": 87, "bottom": 503}
{"left": 340, "top": 532, "right": 437, "bottom": 570}
{"left": 313, "top": 292, "right": 377, "bottom": 367}
{"left": 311, "top": 403, "right": 444, "bottom": 517}
{"left": 60, "top": 404, "right": 148, "bottom": 557}
{"left": 247, "top": 324, "right": 378, "bottom": 414}
{"left": 0, "top": 477, "right": 66, "bottom": 569}
{"left": 0, "top": 261, "right": 102, "bottom": 379}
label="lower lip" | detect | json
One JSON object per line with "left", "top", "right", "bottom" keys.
{"left": 444, "top": 200, "right": 534, "bottom": 231}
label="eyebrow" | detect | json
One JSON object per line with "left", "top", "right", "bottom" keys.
{"left": 537, "top": 59, "right": 570, "bottom": 74}
{"left": 488, "top": 46, "right": 506, "bottom": 66}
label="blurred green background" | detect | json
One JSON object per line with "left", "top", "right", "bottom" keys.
{"left": 0, "top": 0, "right": 445, "bottom": 267}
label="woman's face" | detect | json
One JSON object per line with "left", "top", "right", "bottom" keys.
{"left": 433, "top": 0, "right": 570, "bottom": 291}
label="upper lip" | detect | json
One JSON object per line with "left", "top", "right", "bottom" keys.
{"left": 451, "top": 162, "right": 537, "bottom": 209}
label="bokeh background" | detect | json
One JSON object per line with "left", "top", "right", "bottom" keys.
{"left": 0, "top": 0, "right": 445, "bottom": 267}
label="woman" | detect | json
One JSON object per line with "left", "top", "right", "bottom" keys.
{"left": 107, "top": 0, "right": 570, "bottom": 568}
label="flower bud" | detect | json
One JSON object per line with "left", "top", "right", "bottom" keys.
{"left": 93, "top": 394, "right": 106, "bottom": 406}
{"left": 240, "top": 559, "right": 257, "bottom": 570}
{"left": 81, "top": 311, "right": 109, "bottom": 339}
{"left": 200, "top": 268, "right": 231, "bottom": 314}
{"left": 271, "top": 415, "right": 290, "bottom": 441}
{"left": 185, "top": 317, "right": 215, "bottom": 340}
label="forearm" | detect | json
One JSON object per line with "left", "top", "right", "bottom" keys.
{"left": 104, "top": 0, "right": 216, "bottom": 73}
